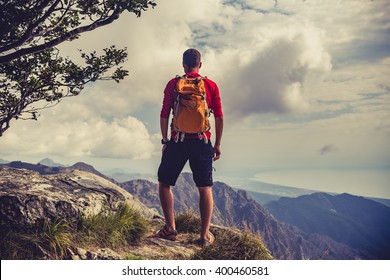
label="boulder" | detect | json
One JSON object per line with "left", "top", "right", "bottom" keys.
{"left": 0, "top": 168, "right": 156, "bottom": 230}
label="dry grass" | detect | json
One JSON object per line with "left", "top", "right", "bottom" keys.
{"left": 0, "top": 219, "right": 71, "bottom": 259}
{"left": 0, "top": 203, "right": 149, "bottom": 259}
{"left": 192, "top": 229, "right": 273, "bottom": 260}
{"left": 175, "top": 210, "right": 273, "bottom": 260}
{"left": 78, "top": 204, "right": 149, "bottom": 248}
{"left": 175, "top": 210, "right": 201, "bottom": 234}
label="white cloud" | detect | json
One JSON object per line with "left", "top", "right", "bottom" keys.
{"left": 215, "top": 24, "right": 331, "bottom": 117}
{"left": 0, "top": 101, "right": 156, "bottom": 160}
{"left": 89, "top": 116, "right": 156, "bottom": 159}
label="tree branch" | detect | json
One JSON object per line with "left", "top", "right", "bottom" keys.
{"left": 0, "top": 0, "right": 62, "bottom": 53}
{"left": 0, "top": 9, "right": 122, "bottom": 64}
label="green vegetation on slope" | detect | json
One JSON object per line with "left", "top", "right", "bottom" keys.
{"left": 0, "top": 204, "right": 149, "bottom": 259}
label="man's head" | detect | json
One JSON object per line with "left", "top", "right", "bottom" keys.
{"left": 183, "top": 48, "right": 202, "bottom": 72}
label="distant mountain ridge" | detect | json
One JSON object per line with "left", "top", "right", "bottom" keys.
{"left": 265, "top": 192, "right": 390, "bottom": 259}
{"left": 38, "top": 158, "right": 66, "bottom": 167}
{"left": 229, "top": 179, "right": 318, "bottom": 197}
{"left": 0, "top": 160, "right": 114, "bottom": 183}
{"left": 102, "top": 170, "right": 157, "bottom": 184}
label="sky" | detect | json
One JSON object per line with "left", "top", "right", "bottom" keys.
{"left": 1, "top": 0, "right": 389, "bottom": 199}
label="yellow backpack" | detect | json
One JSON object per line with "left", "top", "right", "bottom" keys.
{"left": 172, "top": 76, "right": 211, "bottom": 143}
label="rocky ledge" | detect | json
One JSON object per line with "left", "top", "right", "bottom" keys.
{"left": 0, "top": 168, "right": 156, "bottom": 230}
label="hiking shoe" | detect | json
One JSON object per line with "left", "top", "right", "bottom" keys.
{"left": 156, "top": 225, "right": 178, "bottom": 241}
{"left": 196, "top": 231, "right": 215, "bottom": 247}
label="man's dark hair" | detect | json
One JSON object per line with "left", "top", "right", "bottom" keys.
{"left": 183, "top": 48, "right": 201, "bottom": 68}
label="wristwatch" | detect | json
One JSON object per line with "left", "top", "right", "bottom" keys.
{"left": 161, "top": 139, "right": 169, "bottom": 145}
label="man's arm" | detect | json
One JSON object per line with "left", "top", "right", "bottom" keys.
{"left": 213, "top": 116, "right": 223, "bottom": 161}
{"left": 160, "top": 79, "right": 175, "bottom": 142}
{"left": 160, "top": 117, "right": 169, "bottom": 141}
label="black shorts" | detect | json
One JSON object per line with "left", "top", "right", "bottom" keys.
{"left": 157, "top": 139, "right": 214, "bottom": 187}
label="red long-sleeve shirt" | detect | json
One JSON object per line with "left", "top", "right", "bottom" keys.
{"left": 160, "top": 72, "right": 223, "bottom": 139}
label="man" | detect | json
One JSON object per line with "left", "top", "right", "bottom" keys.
{"left": 157, "top": 48, "right": 224, "bottom": 246}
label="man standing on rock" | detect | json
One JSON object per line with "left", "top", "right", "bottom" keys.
{"left": 156, "top": 48, "right": 224, "bottom": 246}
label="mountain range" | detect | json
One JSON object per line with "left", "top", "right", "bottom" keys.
{"left": 265, "top": 192, "right": 390, "bottom": 259}
{"left": 104, "top": 167, "right": 390, "bottom": 207}
{"left": 1, "top": 159, "right": 389, "bottom": 259}
{"left": 1, "top": 160, "right": 113, "bottom": 181}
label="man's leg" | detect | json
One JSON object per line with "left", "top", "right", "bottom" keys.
{"left": 159, "top": 182, "right": 176, "bottom": 232}
{"left": 198, "top": 186, "right": 213, "bottom": 240}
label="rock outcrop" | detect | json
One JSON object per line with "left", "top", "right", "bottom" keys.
{"left": 0, "top": 168, "right": 156, "bottom": 231}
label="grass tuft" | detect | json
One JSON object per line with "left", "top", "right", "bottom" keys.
{"left": 175, "top": 210, "right": 201, "bottom": 234}
{"left": 192, "top": 229, "right": 273, "bottom": 260}
{"left": 78, "top": 204, "right": 149, "bottom": 248}
{"left": 42, "top": 219, "right": 72, "bottom": 258}
{"left": 0, "top": 219, "right": 71, "bottom": 259}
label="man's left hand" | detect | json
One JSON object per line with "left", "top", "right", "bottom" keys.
{"left": 213, "top": 145, "right": 221, "bottom": 161}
